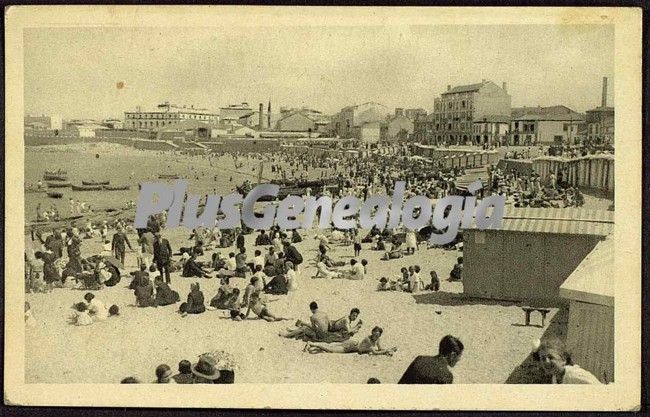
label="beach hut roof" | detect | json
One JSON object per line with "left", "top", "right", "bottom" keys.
{"left": 559, "top": 237, "right": 614, "bottom": 306}
{"left": 462, "top": 207, "right": 614, "bottom": 236}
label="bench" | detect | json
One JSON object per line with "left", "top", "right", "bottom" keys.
{"left": 521, "top": 307, "right": 552, "bottom": 327}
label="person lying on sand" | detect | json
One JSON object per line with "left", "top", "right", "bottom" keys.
{"left": 304, "top": 327, "right": 397, "bottom": 356}
{"left": 244, "top": 291, "right": 291, "bottom": 322}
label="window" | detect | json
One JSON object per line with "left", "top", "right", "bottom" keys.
{"left": 523, "top": 124, "right": 528, "bottom": 132}
{"left": 462, "top": 100, "right": 466, "bottom": 108}
{"left": 448, "top": 123, "right": 452, "bottom": 131}
{"left": 448, "top": 102, "right": 453, "bottom": 109}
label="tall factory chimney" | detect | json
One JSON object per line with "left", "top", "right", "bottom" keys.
{"left": 601, "top": 77, "right": 608, "bottom": 107}
{"left": 267, "top": 100, "right": 271, "bottom": 129}
{"left": 259, "top": 103, "right": 264, "bottom": 128}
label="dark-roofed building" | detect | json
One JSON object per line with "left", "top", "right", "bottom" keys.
{"left": 510, "top": 107, "right": 585, "bottom": 145}
{"left": 462, "top": 207, "right": 613, "bottom": 303}
{"left": 431, "top": 80, "right": 511, "bottom": 145}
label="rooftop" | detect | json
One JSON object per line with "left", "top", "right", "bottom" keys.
{"left": 514, "top": 113, "right": 585, "bottom": 122}
{"left": 586, "top": 106, "right": 615, "bottom": 113}
{"left": 463, "top": 207, "right": 614, "bottom": 236}
{"left": 441, "top": 82, "right": 486, "bottom": 95}
{"left": 560, "top": 237, "right": 614, "bottom": 306}
{"left": 511, "top": 105, "right": 581, "bottom": 119}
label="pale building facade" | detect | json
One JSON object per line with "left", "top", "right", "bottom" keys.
{"left": 124, "top": 102, "right": 217, "bottom": 131}
{"left": 432, "top": 80, "right": 511, "bottom": 145}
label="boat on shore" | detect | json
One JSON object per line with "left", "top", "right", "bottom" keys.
{"left": 43, "top": 174, "right": 68, "bottom": 181}
{"left": 47, "top": 191, "right": 63, "bottom": 198}
{"left": 72, "top": 184, "right": 103, "bottom": 191}
{"left": 25, "top": 187, "right": 46, "bottom": 193}
{"left": 47, "top": 181, "right": 72, "bottom": 188}
{"left": 82, "top": 180, "right": 110, "bottom": 186}
{"left": 102, "top": 185, "right": 131, "bottom": 191}
{"left": 158, "top": 174, "right": 180, "bottom": 179}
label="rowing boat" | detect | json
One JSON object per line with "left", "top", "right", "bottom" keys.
{"left": 47, "top": 182, "right": 72, "bottom": 188}
{"left": 71, "top": 184, "right": 103, "bottom": 191}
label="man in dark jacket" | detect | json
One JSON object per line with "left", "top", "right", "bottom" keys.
{"left": 398, "top": 335, "right": 463, "bottom": 384}
{"left": 112, "top": 227, "right": 133, "bottom": 267}
{"left": 153, "top": 232, "right": 173, "bottom": 284}
{"left": 282, "top": 240, "right": 303, "bottom": 270}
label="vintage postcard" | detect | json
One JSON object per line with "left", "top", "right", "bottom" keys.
{"left": 4, "top": 6, "right": 642, "bottom": 411}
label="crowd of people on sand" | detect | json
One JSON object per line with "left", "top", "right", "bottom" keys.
{"left": 24, "top": 147, "right": 605, "bottom": 385}
{"left": 486, "top": 165, "right": 585, "bottom": 209}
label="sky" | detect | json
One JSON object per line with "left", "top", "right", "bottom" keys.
{"left": 24, "top": 24, "right": 614, "bottom": 120}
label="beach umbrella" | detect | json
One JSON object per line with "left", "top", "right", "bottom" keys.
{"left": 102, "top": 255, "right": 124, "bottom": 270}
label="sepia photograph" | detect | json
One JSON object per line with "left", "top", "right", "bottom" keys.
{"left": 4, "top": 6, "right": 642, "bottom": 411}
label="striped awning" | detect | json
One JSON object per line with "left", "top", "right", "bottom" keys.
{"left": 463, "top": 207, "right": 614, "bottom": 236}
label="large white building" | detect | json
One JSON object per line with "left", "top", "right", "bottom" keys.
{"left": 124, "top": 102, "right": 217, "bottom": 131}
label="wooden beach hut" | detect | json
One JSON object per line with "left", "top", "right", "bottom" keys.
{"left": 462, "top": 208, "right": 614, "bottom": 304}
{"left": 559, "top": 237, "right": 614, "bottom": 383}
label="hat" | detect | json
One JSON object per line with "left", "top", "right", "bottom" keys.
{"left": 191, "top": 354, "right": 220, "bottom": 380}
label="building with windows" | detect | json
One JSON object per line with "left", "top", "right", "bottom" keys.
{"left": 431, "top": 80, "right": 511, "bottom": 145}
{"left": 585, "top": 107, "right": 614, "bottom": 144}
{"left": 510, "top": 107, "right": 584, "bottom": 145}
{"left": 124, "top": 102, "right": 217, "bottom": 131}
{"left": 328, "top": 102, "right": 390, "bottom": 141}
{"left": 413, "top": 113, "right": 434, "bottom": 143}
{"left": 472, "top": 115, "right": 511, "bottom": 146}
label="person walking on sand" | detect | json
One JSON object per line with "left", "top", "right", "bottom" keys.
{"left": 398, "top": 335, "right": 464, "bottom": 384}
{"left": 153, "top": 232, "right": 173, "bottom": 284}
{"left": 112, "top": 226, "right": 133, "bottom": 267}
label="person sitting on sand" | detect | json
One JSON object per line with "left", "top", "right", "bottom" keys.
{"left": 449, "top": 257, "right": 463, "bottom": 281}
{"left": 102, "top": 262, "right": 122, "bottom": 287}
{"left": 179, "top": 282, "right": 206, "bottom": 316}
{"left": 244, "top": 291, "right": 291, "bottom": 322}
{"left": 225, "top": 252, "right": 237, "bottom": 272}
{"left": 129, "top": 264, "right": 150, "bottom": 290}
{"left": 182, "top": 253, "right": 212, "bottom": 279}
{"left": 286, "top": 261, "right": 298, "bottom": 291}
{"left": 209, "top": 277, "right": 234, "bottom": 309}
{"left": 208, "top": 252, "right": 224, "bottom": 271}
{"left": 329, "top": 308, "right": 362, "bottom": 336}
{"left": 69, "top": 302, "right": 93, "bottom": 326}
{"left": 172, "top": 360, "right": 194, "bottom": 384}
{"left": 315, "top": 260, "right": 341, "bottom": 279}
{"left": 255, "top": 230, "right": 272, "bottom": 246}
{"left": 84, "top": 292, "right": 108, "bottom": 321}
{"left": 398, "top": 335, "right": 464, "bottom": 384}
{"left": 299, "top": 301, "right": 331, "bottom": 340}
{"left": 264, "top": 270, "right": 288, "bottom": 295}
{"left": 154, "top": 276, "right": 180, "bottom": 306}
{"left": 252, "top": 265, "right": 269, "bottom": 289}
{"left": 134, "top": 274, "right": 156, "bottom": 308}
{"left": 234, "top": 247, "right": 249, "bottom": 277}
{"left": 251, "top": 250, "right": 265, "bottom": 272}
{"left": 336, "top": 259, "right": 365, "bottom": 280}
{"left": 264, "top": 247, "right": 278, "bottom": 270}
{"left": 533, "top": 338, "right": 602, "bottom": 384}
{"left": 425, "top": 270, "right": 440, "bottom": 292}
{"left": 305, "top": 326, "right": 397, "bottom": 356}
{"left": 153, "top": 364, "right": 176, "bottom": 384}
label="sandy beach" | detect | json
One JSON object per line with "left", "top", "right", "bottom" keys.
{"left": 24, "top": 143, "right": 610, "bottom": 384}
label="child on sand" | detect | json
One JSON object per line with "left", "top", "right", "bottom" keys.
{"left": 69, "top": 302, "right": 93, "bottom": 326}
{"left": 304, "top": 326, "right": 397, "bottom": 356}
